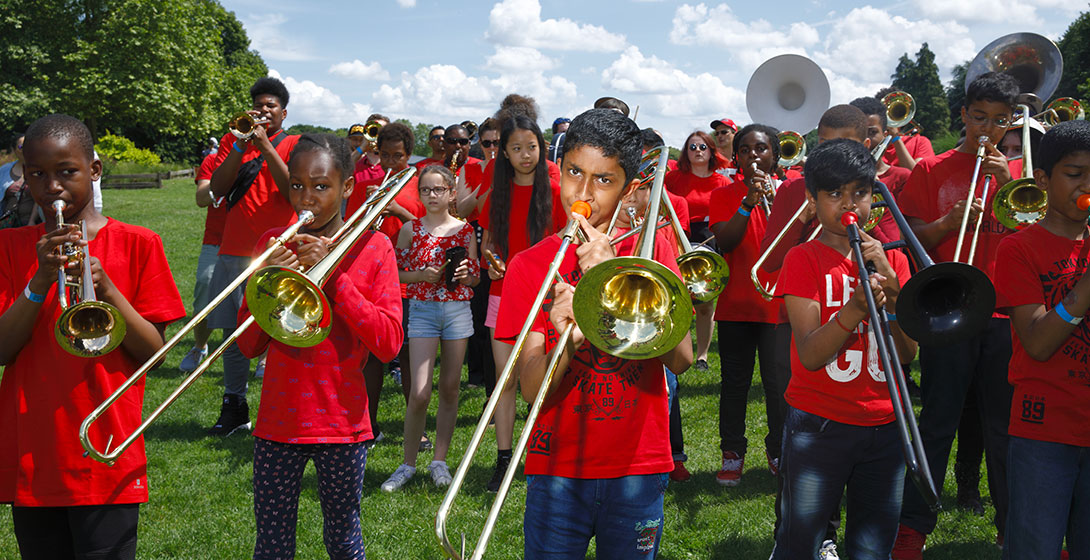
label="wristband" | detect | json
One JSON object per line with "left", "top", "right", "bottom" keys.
{"left": 1055, "top": 302, "right": 1083, "bottom": 325}
{"left": 891, "top": 136, "right": 901, "bottom": 144}
{"left": 886, "top": 312, "right": 897, "bottom": 322}
{"left": 233, "top": 141, "right": 245, "bottom": 154}
{"left": 737, "top": 206, "right": 751, "bottom": 217}
{"left": 833, "top": 311, "right": 853, "bottom": 333}
{"left": 24, "top": 282, "right": 45, "bottom": 304}
{"left": 355, "top": 146, "right": 364, "bottom": 155}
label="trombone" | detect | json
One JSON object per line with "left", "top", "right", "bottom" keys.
{"left": 656, "top": 188, "right": 729, "bottom": 302}
{"left": 952, "top": 136, "right": 994, "bottom": 265}
{"left": 778, "top": 131, "right": 807, "bottom": 168}
{"left": 993, "top": 105, "right": 1046, "bottom": 230}
{"left": 227, "top": 112, "right": 269, "bottom": 141}
{"left": 1038, "top": 97, "right": 1085, "bottom": 127}
{"left": 52, "top": 200, "right": 127, "bottom": 357}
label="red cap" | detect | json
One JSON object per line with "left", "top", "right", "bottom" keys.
{"left": 571, "top": 201, "right": 592, "bottom": 218}
{"left": 840, "top": 212, "right": 859, "bottom": 226}
{"left": 710, "top": 118, "right": 738, "bottom": 132}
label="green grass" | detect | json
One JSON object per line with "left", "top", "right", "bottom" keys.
{"left": 0, "top": 179, "right": 1002, "bottom": 558}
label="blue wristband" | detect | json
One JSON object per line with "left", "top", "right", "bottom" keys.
{"left": 24, "top": 283, "right": 45, "bottom": 303}
{"left": 886, "top": 312, "right": 897, "bottom": 322}
{"left": 233, "top": 141, "right": 245, "bottom": 154}
{"left": 1055, "top": 302, "right": 1083, "bottom": 325}
{"left": 355, "top": 146, "right": 364, "bottom": 155}
{"left": 891, "top": 136, "right": 901, "bottom": 144}
{"left": 737, "top": 206, "right": 751, "bottom": 217}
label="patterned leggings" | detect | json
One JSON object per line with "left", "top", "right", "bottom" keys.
{"left": 253, "top": 438, "right": 368, "bottom": 559}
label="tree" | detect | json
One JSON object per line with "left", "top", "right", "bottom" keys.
{"left": 403, "top": 120, "right": 435, "bottom": 157}
{"left": 945, "top": 61, "right": 969, "bottom": 127}
{"left": 890, "top": 43, "right": 951, "bottom": 138}
{"left": 1056, "top": 10, "right": 1090, "bottom": 100}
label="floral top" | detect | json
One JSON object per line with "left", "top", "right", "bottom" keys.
{"left": 397, "top": 219, "right": 478, "bottom": 301}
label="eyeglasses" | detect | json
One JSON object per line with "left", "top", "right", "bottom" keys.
{"left": 965, "top": 113, "right": 1011, "bottom": 129}
{"left": 480, "top": 140, "right": 498, "bottom": 148}
{"left": 689, "top": 143, "right": 708, "bottom": 151}
{"left": 419, "top": 186, "right": 450, "bottom": 196}
{"left": 430, "top": 134, "right": 445, "bottom": 141}
{"left": 715, "top": 130, "right": 733, "bottom": 137}
{"left": 446, "top": 138, "right": 470, "bottom": 146}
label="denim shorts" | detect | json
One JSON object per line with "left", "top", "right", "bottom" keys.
{"left": 407, "top": 299, "right": 474, "bottom": 340}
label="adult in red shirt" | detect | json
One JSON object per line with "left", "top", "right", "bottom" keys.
{"left": 479, "top": 114, "right": 565, "bottom": 491}
{"left": 206, "top": 77, "right": 300, "bottom": 436}
{"left": 711, "top": 118, "right": 740, "bottom": 180}
{"left": 666, "top": 130, "right": 731, "bottom": 373}
{"left": 0, "top": 114, "right": 186, "bottom": 558}
{"left": 496, "top": 108, "right": 691, "bottom": 557}
{"left": 994, "top": 121, "right": 1090, "bottom": 557}
{"left": 414, "top": 125, "right": 446, "bottom": 170}
{"left": 442, "top": 123, "right": 482, "bottom": 188}
{"left": 892, "top": 72, "right": 1022, "bottom": 558}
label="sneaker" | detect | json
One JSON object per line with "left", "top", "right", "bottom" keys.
{"left": 179, "top": 346, "right": 207, "bottom": 373}
{"left": 486, "top": 454, "right": 512, "bottom": 493}
{"left": 254, "top": 355, "right": 266, "bottom": 378}
{"left": 891, "top": 524, "right": 926, "bottom": 560}
{"left": 390, "top": 366, "right": 401, "bottom": 385}
{"left": 995, "top": 533, "right": 1003, "bottom": 551}
{"left": 694, "top": 358, "right": 709, "bottom": 372}
{"left": 428, "top": 460, "right": 453, "bottom": 487}
{"left": 364, "top": 431, "right": 384, "bottom": 449}
{"left": 381, "top": 464, "right": 416, "bottom": 492}
{"left": 207, "top": 394, "right": 251, "bottom": 436}
{"left": 766, "top": 450, "right": 780, "bottom": 477}
{"left": 716, "top": 451, "right": 744, "bottom": 486}
{"left": 669, "top": 460, "right": 691, "bottom": 482}
{"left": 419, "top": 435, "right": 433, "bottom": 452}
{"left": 819, "top": 540, "right": 839, "bottom": 560}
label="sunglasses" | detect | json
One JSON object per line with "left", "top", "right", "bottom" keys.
{"left": 445, "top": 138, "right": 470, "bottom": 146}
{"left": 715, "top": 130, "right": 733, "bottom": 136}
{"left": 430, "top": 134, "right": 445, "bottom": 141}
{"left": 419, "top": 186, "right": 450, "bottom": 196}
{"left": 480, "top": 140, "right": 498, "bottom": 148}
{"left": 689, "top": 143, "right": 708, "bottom": 151}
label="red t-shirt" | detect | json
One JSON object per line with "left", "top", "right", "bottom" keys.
{"left": 236, "top": 228, "right": 403, "bottom": 444}
{"left": 415, "top": 157, "right": 442, "bottom": 170}
{"left": 665, "top": 192, "right": 691, "bottom": 235}
{"left": 479, "top": 179, "right": 566, "bottom": 297}
{"left": 396, "top": 220, "right": 479, "bottom": 302}
{"left": 353, "top": 157, "right": 384, "bottom": 187}
{"left": 995, "top": 224, "right": 1090, "bottom": 447}
{"left": 779, "top": 240, "right": 911, "bottom": 426}
{"left": 344, "top": 173, "right": 424, "bottom": 241}
{"left": 196, "top": 152, "right": 228, "bottom": 247}
{"left": 708, "top": 181, "right": 780, "bottom": 323}
{"left": 481, "top": 158, "right": 562, "bottom": 195}
{"left": 665, "top": 169, "right": 731, "bottom": 223}
{"left": 213, "top": 130, "right": 300, "bottom": 257}
{"left": 883, "top": 134, "right": 935, "bottom": 168}
{"left": 0, "top": 220, "right": 186, "bottom": 506}
{"left": 898, "top": 149, "right": 1022, "bottom": 313}
{"left": 494, "top": 232, "right": 679, "bottom": 478}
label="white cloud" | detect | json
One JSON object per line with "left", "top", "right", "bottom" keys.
{"left": 242, "top": 13, "right": 316, "bottom": 62}
{"left": 329, "top": 60, "right": 391, "bottom": 81}
{"left": 670, "top": 4, "right": 819, "bottom": 70}
{"left": 486, "top": 0, "right": 626, "bottom": 52}
{"left": 268, "top": 69, "right": 373, "bottom": 127}
{"left": 396, "top": 0, "right": 416, "bottom": 7}
{"left": 485, "top": 46, "right": 557, "bottom": 74}
{"left": 916, "top": 0, "right": 1045, "bottom": 24}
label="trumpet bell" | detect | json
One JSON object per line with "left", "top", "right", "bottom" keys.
{"left": 778, "top": 131, "right": 807, "bottom": 168}
{"left": 678, "top": 249, "right": 729, "bottom": 302}
{"left": 245, "top": 267, "right": 332, "bottom": 348}
{"left": 573, "top": 257, "right": 693, "bottom": 360}
{"left": 896, "top": 262, "right": 996, "bottom": 347}
{"left": 56, "top": 301, "right": 127, "bottom": 357}
{"left": 746, "top": 54, "right": 830, "bottom": 134}
{"left": 1044, "top": 97, "right": 1085, "bottom": 127}
{"left": 882, "top": 91, "right": 916, "bottom": 129}
{"left": 966, "top": 32, "right": 1063, "bottom": 101}
{"left": 993, "top": 177, "right": 1046, "bottom": 230}
{"left": 228, "top": 113, "right": 267, "bottom": 140}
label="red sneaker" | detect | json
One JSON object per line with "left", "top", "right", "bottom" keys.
{"left": 891, "top": 524, "right": 925, "bottom": 560}
{"left": 766, "top": 450, "right": 780, "bottom": 477}
{"left": 669, "top": 460, "right": 691, "bottom": 482}
{"left": 716, "top": 451, "right": 744, "bottom": 486}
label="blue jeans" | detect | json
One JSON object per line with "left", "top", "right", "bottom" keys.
{"left": 524, "top": 473, "right": 668, "bottom": 559}
{"left": 772, "top": 406, "right": 904, "bottom": 560}
{"left": 665, "top": 367, "right": 686, "bottom": 462}
{"left": 1004, "top": 436, "right": 1090, "bottom": 559}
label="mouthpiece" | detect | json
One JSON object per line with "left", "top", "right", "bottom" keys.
{"left": 298, "top": 210, "right": 316, "bottom": 225}
{"left": 840, "top": 212, "right": 859, "bottom": 226}
{"left": 1078, "top": 195, "right": 1090, "bottom": 211}
{"left": 52, "top": 200, "right": 66, "bottom": 212}
{"left": 571, "top": 201, "right": 592, "bottom": 218}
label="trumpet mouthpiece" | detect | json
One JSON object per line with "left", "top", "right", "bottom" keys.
{"left": 571, "top": 201, "right": 592, "bottom": 218}
{"left": 840, "top": 212, "right": 859, "bottom": 226}
{"left": 298, "top": 210, "right": 316, "bottom": 225}
{"left": 53, "top": 200, "right": 66, "bottom": 212}
{"left": 1078, "top": 194, "right": 1090, "bottom": 211}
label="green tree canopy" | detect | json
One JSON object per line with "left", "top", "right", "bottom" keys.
{"left": 1056, "top": 10, "right": 1090, "bottom": 101}
{"left": 0, "top": 0, "right": 267, "bottom": 163}
{"left": 945, "top": 61, "right": 969, "bottom": 127}
{"left": 889, "top": 43, "right": 951, "bottom": 138}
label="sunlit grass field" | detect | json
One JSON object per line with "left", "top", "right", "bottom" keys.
{"left": 0, "top": 179, "right": 1002, "bottom": 558}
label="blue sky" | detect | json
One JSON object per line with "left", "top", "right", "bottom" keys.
{"left": 222, "top": 0, "right": 1082, "bottom": 144}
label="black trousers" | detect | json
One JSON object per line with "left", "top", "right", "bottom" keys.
{"left": 466, "top": 220, "right": 495, "bottom": 395}
{"left": 12, "top": 503, "right": 139, "bottom": 560}
{"left": 900, "top": 317, "right": 1013, "bottom": 535}
{"left": 716, "top": 320, "right": 783, "bottom": 457}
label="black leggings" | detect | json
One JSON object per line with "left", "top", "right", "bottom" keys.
{"left": 12, "top": 503, "right": 139, "bottom": 560}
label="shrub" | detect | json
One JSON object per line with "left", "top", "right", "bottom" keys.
{"left": 95, "top": 132, "right": 161, "bottom": 166}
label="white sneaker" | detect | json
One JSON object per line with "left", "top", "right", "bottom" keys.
{"left": 819, "top": 539, "right": 839, "bottom": 560}
{"left": 179, "top": 346, "right": 207, "bottom": 373}
{"left": 381, "top": 464, "right": 416, "bottom": 492}
{"left": 428, "top": 460, "right": 453, "bottom": 487}
{"left": 255, "top": 355, "right": 267, "bottom": 378}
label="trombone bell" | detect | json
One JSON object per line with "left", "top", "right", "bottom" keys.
{"left": 678, "top": 249, "right": 729, "bottom": 303}
{"left": 992, "top": 178, "right": 1046, "bottom": 230}
{"left": 778, "top": 131, "right": 807, "bottom": 168}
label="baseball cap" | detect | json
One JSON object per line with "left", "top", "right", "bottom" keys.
{"left": 347, "top": 123, "right": 367, "bottom": 136}
{"left": 710, "top": 118, "right": 738, "bottom": 132}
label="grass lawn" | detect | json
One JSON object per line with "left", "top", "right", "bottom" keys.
{"left": 0, "top": 179, "right": 1003, "bottom": 558}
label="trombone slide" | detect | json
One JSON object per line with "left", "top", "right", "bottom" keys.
{"left": 953, "top": 138, "right": 989, "bottom": 264}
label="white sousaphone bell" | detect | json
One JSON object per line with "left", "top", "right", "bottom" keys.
{"left": 746, "top": 54, "right": 831, "bottom": 135}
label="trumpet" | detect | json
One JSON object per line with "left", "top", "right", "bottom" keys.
{"left": 882, "top": 90, "right": 916, "bottom": 129}
{"left": 52, "top": 200, "right": 127, "bottom": 357}
{"left": 245, "top": 167, "right": 416, "bottom": 347}
{"left": 363, "top": 120, "right": 382, "bottom": 142}
{"left": 750, "top": 162, "right": 774, "bottom": 214}
{"left": 993, "top": 104, "right": 1046, "bottom": 230}
{"left": 227, "top": 112, "right": 269, "bottom": 141}
{"left": 778, "top": 131, "right": 806, "bottom": 168}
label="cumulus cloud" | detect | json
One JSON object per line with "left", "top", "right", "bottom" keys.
{"left": 242, "top": 13, "right": 317, "bottom": 62}
{"left": 269, "top": 69, "right": 373, "bottom": 127}
{"left": 916, "top": 0, "right": 1047, "bottom": 24}
{"left": 670, "top": 4, "right": 819, "bottom": 70}
{"left": 486, "top": 0, "right": 626, "bottom": 52}
{"left": 329, "top": 60, "right": 391, "bottom": 81}
{"left": 396, "top": 0, "right": 416, "bottom": 7}
{"left": 486, "top": 46, "right": 558, "bottom": 74}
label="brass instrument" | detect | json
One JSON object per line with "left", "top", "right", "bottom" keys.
{"left": 52, "top": 201, "right": 127, "bottom": 357}
{"left": 882, "top": 91, "right": 916, "bottom": 129}
{"left": 993, "top": 104, "right": 1046, "bottom": 230}
{"left": 1037, "top": 97, "right": 1085, "bottom": 127}
{"left": 461, "top": 120, "right": 478, "bottom": 142}
{"left": 657, "top": 188, "right": 729, "bottom": 302}
{"left": 363, "top": 120, "right": 382, "bottom": 143}
{"left": 778, "top": 130, "right": 807, "bottom": 168}
{"left": 245, "top": 168, "right": 416, "bottom": 347}
{"left": 227, "top": 112, "right": 269, "bottom": 141}
{"left": 750, "top": 162, "right": 774, "bottom": 214}
{"left": 746, "top": 54, "right": 831, "bottom": 134}
{"left": 952, "top": 136, "right": 993, "bottom": 265}
{"left": 965, "top": 32, "right": 1063, "bottom": 107}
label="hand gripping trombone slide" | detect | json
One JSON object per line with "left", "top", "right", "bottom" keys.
{"left": 78, "top": 168, "right": 414, "bottom": 465}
